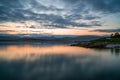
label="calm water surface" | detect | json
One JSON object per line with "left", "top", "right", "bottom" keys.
{"left": 0, "top": 44, "right": 120, "bottom": 80}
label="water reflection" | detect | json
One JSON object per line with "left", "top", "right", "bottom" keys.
{"left": 92, "top": 48, "right": 120, "bottom": 57}
{"left": 0, "top": 45, "right": 93, "bottom": 60}
{"left": 111, "top": 48, "right": 120, "bottom": 56}
{"left": 0, "top": 44, "right": 120, "bottom": 80}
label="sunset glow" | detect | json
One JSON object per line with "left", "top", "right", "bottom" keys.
{"left": 0, "top": 0, "right": 120, "bottom": 80}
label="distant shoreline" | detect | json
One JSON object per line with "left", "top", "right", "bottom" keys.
{"left": 71, "top": 37, "right": 120, "bottom": 49}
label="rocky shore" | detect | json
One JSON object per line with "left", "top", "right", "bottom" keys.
{"left": 71, "top": 41, "right": 120, "bottom": 49}
{"left": 71, "top": 34, "right": 120, "bottom": 48}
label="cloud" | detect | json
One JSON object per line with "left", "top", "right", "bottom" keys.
{"left": 92, "top": 29, "right": 120, "bottom": 32}
{"left": 0, "top": 0, "right": 120, "bottom": 29}
{"left": 63, "top": 0, "right": 120, "bottom": 13}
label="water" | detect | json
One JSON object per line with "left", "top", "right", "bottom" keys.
{"left": 0, "top": 43, "right": 120, "bottom": 80}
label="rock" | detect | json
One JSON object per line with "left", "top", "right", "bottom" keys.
{"left": 106, "top": 44, "right": 120, "bottom": 48}
{"left": 71, "top": 42, "right": 120, "bottom": 48}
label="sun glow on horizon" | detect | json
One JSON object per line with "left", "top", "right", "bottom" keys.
{"left": 0, "top": 25, "right": 108, "bottom": 36}
{"left": 0, "top": 21, "right": 112, "bottom": 36}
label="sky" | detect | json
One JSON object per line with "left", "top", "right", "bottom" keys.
{"left": 0, "top": 0, "right": 120, "bottom": 36}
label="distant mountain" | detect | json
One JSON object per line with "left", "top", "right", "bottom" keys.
{"left": 0, "top": 34, "right": 102, "bottom": 43}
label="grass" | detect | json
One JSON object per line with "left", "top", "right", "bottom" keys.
{"left": 91, "top": 38, "right": 120, "bottom": 44}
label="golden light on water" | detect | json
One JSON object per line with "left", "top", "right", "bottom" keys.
{"left": 0, "top": 45, "right": 95, "bottom": 60}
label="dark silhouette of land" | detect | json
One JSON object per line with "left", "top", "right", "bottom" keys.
{"left": 71, "top": 32, "right": 120, "bottom": 48}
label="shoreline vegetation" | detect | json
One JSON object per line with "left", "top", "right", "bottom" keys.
{"left": 71, "top": 32, "right": 120, "bottom": 48}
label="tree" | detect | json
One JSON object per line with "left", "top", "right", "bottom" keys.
{"left": 110, "top": 33, "right": 114, "bottom": 38}
{"left": 114, "top": 32, "right": 120, "bottom": 38}
{"left": 111, "top": 32, "right": 120, "bottom": 38}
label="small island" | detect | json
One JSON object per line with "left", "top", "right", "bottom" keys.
{"left": 71, "top": 32, "right": 120, "bottom": 48}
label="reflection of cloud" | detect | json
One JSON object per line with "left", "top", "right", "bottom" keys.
{"left": 0, "top": 54, "right": 120, "bottom": 80}
{"left": 0, "top": 44, "right": 120, "bottom": 80}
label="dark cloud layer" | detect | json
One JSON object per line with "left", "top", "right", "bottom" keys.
{"left": 0, "top": 0, "right": 120, "bottom": 28}
{"left": 63, "top": 0, "right": 120, "bottom": 13}
{"left": 92, "top": 29, "right": 120, "bottom": 32}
